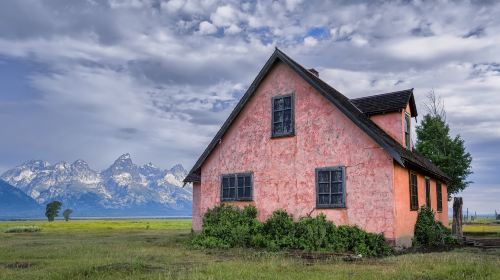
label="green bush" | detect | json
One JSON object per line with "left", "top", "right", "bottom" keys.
{"left": 413, "top": 206, "right": 456, "bottom": 247}
{"left": 191, "top": 204, "right": 261, "bottom": 249}
{"left": 191, "top": 205, "right": 392, "bottom": 257}
{"left": 262, "top": 209, "right": 296, "bottom": 250}
{"left": 4, "top": 225, "right": 41, "bottom": 233}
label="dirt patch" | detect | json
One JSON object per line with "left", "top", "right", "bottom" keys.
{"left": 2, "top": 262, "right": 36, "bottom": 269}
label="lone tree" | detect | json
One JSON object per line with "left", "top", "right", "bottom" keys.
{"left": 45, "top": 201, "right": 62, "bottom": 222}
{"left": 415, "top": 91, "right": 473, "bottom": 198}
{"left": 63, "top": 209, "right": 73, "bottom": 222}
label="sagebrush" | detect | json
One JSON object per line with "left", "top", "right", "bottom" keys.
{"left": 191, "top": 205, "right": 392, "bottom": 257}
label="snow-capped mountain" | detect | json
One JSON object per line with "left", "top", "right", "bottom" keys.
{"left": 0, "top": 154, "right": 192, "bottom": 217}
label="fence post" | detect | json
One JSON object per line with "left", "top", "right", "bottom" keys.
{"left": 452, "top": 197, "right": 463, "bottom": 238}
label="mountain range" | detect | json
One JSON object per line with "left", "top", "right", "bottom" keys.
{"left": 0, "top": 154, "right": 192, "bottom": 218}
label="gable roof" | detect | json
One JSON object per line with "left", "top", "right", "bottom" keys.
{"left": 184, "top": 48, "right": 449, "bottom": 183}
{"left": 350, "top": 89, "right": 418, "bottom": 117}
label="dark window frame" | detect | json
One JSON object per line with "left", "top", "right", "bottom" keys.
{"left": 405, "top": 112, "right": 411, "bottom": 150}
{"left": 271, "top": 94, "right": 295, "bottom": 138}
{"left": 409, "top": 172, "right": 419, "bottom": 211}
{"left": 436, "top": 181, "right": 443, "bottom": 212}
{"left": 425, "top": 177, "right": 431, "bottom": 208}
{"left": 315, "top": 166, "right": 346, "bottom": 209}
{"left": 220, "top": 173, "right": 253, "bottom": 202}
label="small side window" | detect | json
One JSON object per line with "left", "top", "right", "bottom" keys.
{"left": 436, "top": 181, "right": 443, "bottom": 212}
{"left": 405, "top": 113, "right": 411, "bottom": 150}
{"left": 409, "top": 172, "right": 418, "bottom": 211}
{"left": 425, "top": 177, "right": 431, "bottom": 208}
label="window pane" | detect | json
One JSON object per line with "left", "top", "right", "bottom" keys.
{"left": 223, "top": 177, "right": 230, "bottom": 188}
{"left": 331, "top": 170, "right": 342, "bottom": 182}
{"left": 284, "top": 96, "right": 291, "bottom": 109}
{"left": 283, "top": 109, "right": 291, "bottom": 122}
{"left": 318, "top": 183, "right": 330, "bottom": 193}
{"left": 273, "top": 122, "right": 283, "bottom": 134}
{"left": 229, "top": 177, "right": 235, "bottom": 188}
{"left": 237, "top": 176, "right": 244, "bottom": 188}
{"left": 244, "top": 176, "right": 251, "bottom": 187}
{"left": 274, "top": 111, "right": 283, "bottom": 122}
{"left": 318, "top": 194, "right": 329, "bottom": 205}
{"left": 244, "top": 186, "right": 251, "bottom": 198}
{"left": 331, "top": 194, "right": 342, "bottom": 205}
{"left": 318, "top": 171, "right": 329, "bottom": 183}
{"left": 229, "top": 187, "right": 235, "bottom": 198}
{"left": 332, "top": 182, "right": 342, "bottom": 193}
{"left": 274, "top": 98, "right": 284, "bottom": 110}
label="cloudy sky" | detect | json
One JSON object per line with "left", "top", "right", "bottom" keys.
{"left": 0, "top": 0, "right": 498, "bottom": 213}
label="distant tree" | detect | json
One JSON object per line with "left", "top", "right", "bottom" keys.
{"left": 415, "top": 90, "right": 473, "bottom": 198}
{"left": 63, "top": 209, "right": 73, "bottom": 222}
{"left": 45, "top": 201, "right": 62, "bottom": 222}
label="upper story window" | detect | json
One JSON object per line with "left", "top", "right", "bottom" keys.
{"left": 405, "top": 112, "right": 411, "bottom": 150}
{"left": 409, "top": 172, "right": 418, "bottom": 211}
{"left": 436, "top": 181, "right": 443, "bottom": 212}
{"left": 425, "top": 177, "right": 431, "bottom": 208}
{"left": 272, "top": 95, "right": 294, "bottom": 137}
{"left": 221, "top": 173, "right": 253, "bottom": 201}
{"left": 316, "top": 166, "right": 346, "bottom": 208}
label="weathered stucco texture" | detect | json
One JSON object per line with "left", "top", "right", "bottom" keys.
{"left": 193, "top": 61, "right": 397, "bottom": 240}
{"left": 393, "top": 164, "right": 448, "bottom": 247}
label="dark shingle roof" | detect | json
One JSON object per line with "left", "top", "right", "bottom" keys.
{"left": 350, "top": 89, "right": 418, "bottom": 117}
{"left": 184, "top": 48, "right": 449, "bottom": 183}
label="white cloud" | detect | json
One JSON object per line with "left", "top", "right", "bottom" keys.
{"left": 198, "top": 21, "right": 217, "bottom": 35}
{"left": 303, "top": 36, "right": 318, "bottom": 47}
{"left": 385, "top": 35, "right": 493, "bottom": 60}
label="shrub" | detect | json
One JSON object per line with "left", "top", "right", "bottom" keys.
{"left": 262, "top": 210, "right": 296, "bottom": 250}
{"left": 191, "top": 204, "right": 261, "bottom": 249}
{"left": 294, "top": 214, "right": 336, "bottom": 251}
{"left": 191, "top": 206, "right": 392, "bottom": 257}
{"left": 4, "top": 226, "right": 41, "bottom": 233}
{"left": 413, "top": 206, "right": 456, "bottom": 247}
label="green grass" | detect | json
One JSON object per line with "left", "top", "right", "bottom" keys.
{"left": 0, "top": 219, "right": 499, "bottom": 279}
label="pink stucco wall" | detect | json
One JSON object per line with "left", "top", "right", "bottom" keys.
{"left": 193, "top": 61, "right": 398, "bottom": 241}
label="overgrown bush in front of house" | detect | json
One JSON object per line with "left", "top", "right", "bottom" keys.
{"left": 4, "top": 225, "right": 41, "bottom": 233}
{"left": 191, "top": 205, "right": 392, "bottom": 257}
{"left": 413, "top": 206, "right": 458, "bottom": 247}
{"left": 191, "top": 204, "right": 262, "bottom": 249}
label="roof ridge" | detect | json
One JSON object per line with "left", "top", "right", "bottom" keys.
{"left": 350, "top": 88, "right": 414, "bottom": 101}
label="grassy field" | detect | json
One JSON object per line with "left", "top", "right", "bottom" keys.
{"left": 1, "top": 220, "right": 499, "bottom": 280}
{"left": 463, "top": 219, "right": 500, "bottom": 237}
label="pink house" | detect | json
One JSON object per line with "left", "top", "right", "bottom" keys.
{"left": 184, "top": 49, "right": 449, "bottom": 247}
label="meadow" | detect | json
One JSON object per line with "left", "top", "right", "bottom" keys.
{"left": 0, "top": 219, "right": 499, "bottom": 280}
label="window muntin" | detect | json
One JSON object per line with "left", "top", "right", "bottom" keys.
{"left": 221, "top": 173, "right": 253, "bottom": 201}
{"left": 436, "top": 181, "right": 443, "bottom": 212}
{"left": 405, "top": 112, "right": 411, "bottom": 150}
{"left": 425, "top": 177, "right": 431, "bottom": 208}
{"left": 272, "top": 95, "right": 294, "bottom": 137}
{"left": 410, "top": 172, "right": 418, "bottom": 210}
{"left": 316, "top": 167, "right": 346, "bottom": 208}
